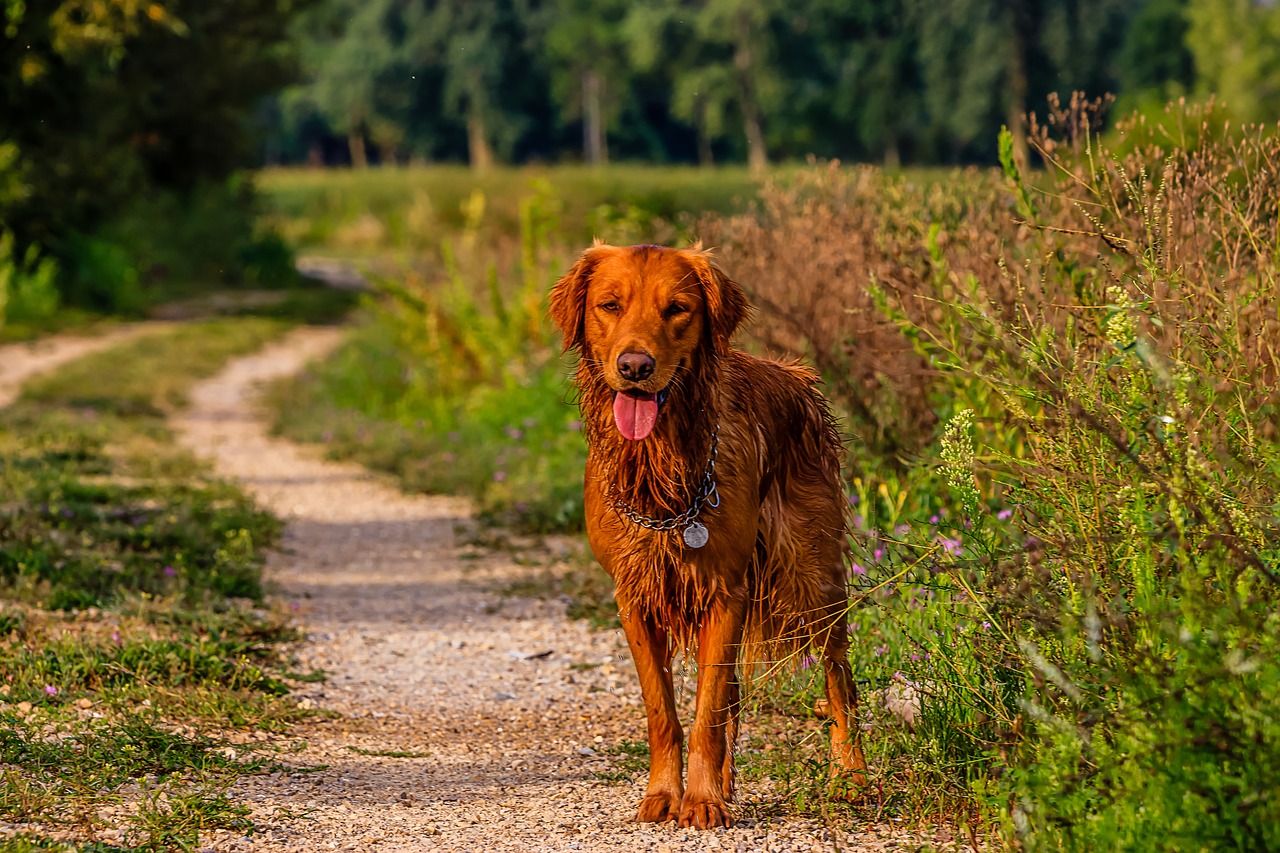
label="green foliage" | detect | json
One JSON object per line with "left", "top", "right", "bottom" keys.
{"left": 0, "top": 230, "right": 60, "bottom": 327}
{"left": 1186, "top": 0, "right": 1280, "bottom": 122}
{"left": 1, "top": 0, "right": 308, "bottom": 314}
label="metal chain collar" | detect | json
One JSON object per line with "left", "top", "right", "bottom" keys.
{"left": 606, "top": 427, "right": 720, "bottom": 534}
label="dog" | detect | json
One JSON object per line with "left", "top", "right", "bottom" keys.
{"left": 550, "top": 243, "right": 867, "bottom": 829}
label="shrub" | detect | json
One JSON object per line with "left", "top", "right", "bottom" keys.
{"left": 700, "top": 96, "right": 1280, "bottom": 846}
{"left": 0, "top": 230, "right": 60, "bottom": 326}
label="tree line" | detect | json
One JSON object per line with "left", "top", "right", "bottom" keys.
{"left": 272, "top": 0, "right": 1278, "bottom": 171}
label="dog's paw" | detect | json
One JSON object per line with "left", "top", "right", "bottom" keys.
{"left": 678, "top": 795, "right": 733, "bottom": 829}
{"left": 636, "top": 791, "right": 680, "bottom": 823}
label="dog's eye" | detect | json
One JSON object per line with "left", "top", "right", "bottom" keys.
{"left": 663, "top": 302, "right": 689, "bottom": 319}
{"left": 599, "top": 301, "right": 621, "bottom": 314}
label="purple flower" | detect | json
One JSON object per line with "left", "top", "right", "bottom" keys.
{"left": 111, "top": 632, "right": 121, "bottom": 644}
{"left": 492, "top": 471, "right": 507, "bottom": 483}
{"left": 873, "top": 548, "right": 884, "bottom": 562}
{"left": 505, "top": 426, "right": 524, "bottom": 441}
{"left": 163, "top": 566, "right": 177, "bottom": 578}
{"left": 800, "top": 654, "right": 816, "bottom": 670}
{"left": 982, "top": 621, "right": 992, "bottom": 631}
{"left": 567, "top": 419, "right": 581, "bottom": 431}
{"left": 895, "top": 524, "right": 910, "bottom": 537}
{"left": 929, "top": 514, "right": 940, "bottom": 525}
{"left": 997, "top": 508, "right": 1014, "bottom": 521}
{"left": 854, "top": 515, "right": 865, "bottom": 530}
{"left": 909, "top": 653, "right": 925, "bottom": 661}
{"left": 847, "top": 622, "right": 860, "bottom": 635}
{"left": 874, "top": 645, "right": 888, "bottom": 656}
{"left": 850, "top": 563, "right": 867, "bottom": 576}
{"left": 44, "top": 685, "right": 58, "bottom": 696}
{"left": 938, "top": 536, "right": 963, "bottom": 557}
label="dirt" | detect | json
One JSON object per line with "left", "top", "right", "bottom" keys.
{"left": 0, "top": 323, "right": 167, "bottom": 408}
{"left": 163, "top": 325, "right": 955, "bottom": 852}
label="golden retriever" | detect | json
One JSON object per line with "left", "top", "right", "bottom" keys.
{"left": 550, "top": 243, "right": 866, "bottom": 829}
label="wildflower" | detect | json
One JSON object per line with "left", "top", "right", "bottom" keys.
{"left": 111, "top": 632, "right": 121, "bottom": 644}
{"left": 44, "top": 685, "right": 58, "bottom": 696}
{"left": 929, "top": 514, "right": 940, "bottom": 525}
{"left": 523, "top": 417, "right": 538, "bottom": 429}
{"left": 909, "top": 653, "right": 923, "bottom": 661}
{"left": 492, "top": 471, "right": 507, "bottom": 483}
{"left": 849, "top": 494, "right": 860, "bottom": 505}
{"left": 874, "top": 645, "right": 888, "bottom": 656}
{"left": 505, "top": 426, "right": 524, "bottom": 441}
{"left": 997, "top": 508, "right": 1013, "bottom": 521}
{"left": 854, "top": 515, "right": 865, "bottom": 530}
{"left": 163, "top": 566, "right": 177, "bottom": 578}
{"left": 982, "top": 621, "right": 992, "bottom": 631}
{"left": 938, "top": 536, "right": 963, "bottom": 557}
{"left": 800, "top": 654, "right": 816, "bottom": 670}
{"left": 873, "top": 548, "right": 884, "bottom": 562}
{"left": 567, "top": 419, "right": 581, "bottom": 431}
{"left": 895, "top": 524, "right": 910, "bottom": 537}
{"left": 850, "top": 563, "right": 866, "bottom": 576}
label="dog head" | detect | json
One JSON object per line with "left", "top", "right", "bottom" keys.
{"left": 549, "top": 243, "right": 748, "bottom": 440}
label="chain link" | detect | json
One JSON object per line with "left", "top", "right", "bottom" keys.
{"left": 607, "top": 427, "right": 719, "bottom": 534}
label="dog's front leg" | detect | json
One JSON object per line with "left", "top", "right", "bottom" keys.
{"left": 621, "top": 610, "right": 683, "bottom": 822}
{"left": 680, "top": 592, "right": 746, "bottom": 829}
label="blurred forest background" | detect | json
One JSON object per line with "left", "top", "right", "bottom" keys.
{"left": 3, "top": 0, "right": 1280, "bottom": 325}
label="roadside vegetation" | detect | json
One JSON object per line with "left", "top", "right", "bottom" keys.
{"left": 267, "top": 98, "right": 1280, "bottom": 849}
{"left": 0, "top": 297, "right": 350, "bottom": 851}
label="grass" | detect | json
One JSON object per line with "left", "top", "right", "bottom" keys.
{"left": 0, "top": 296, "right": 342, "bottom": 850}
{"left": 258, "top": 163, "right": 761, "bottom": 261}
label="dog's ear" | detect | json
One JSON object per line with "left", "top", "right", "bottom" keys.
{"left": 682, "top": 247, "right": 748, "bottom": 356}
{"left": 549, "top": 244, "right": 613, "bottom": 352}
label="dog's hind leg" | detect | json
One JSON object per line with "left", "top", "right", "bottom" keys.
{"left": 820, "top": 601, "right": 869, "bottom": 791}
{"left": 621, "top": 611, "right": 683, "bottom": 823}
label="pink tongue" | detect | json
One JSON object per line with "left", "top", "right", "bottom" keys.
{"left": 613, "top": 392, "right": 659, "bottom": 440}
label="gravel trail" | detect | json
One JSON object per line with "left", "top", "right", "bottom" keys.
{"left": 0, "top": 323, "right": 167, "bottom": 407}
{"left": 172, "top": 326, "right": 945, "bottom": 853}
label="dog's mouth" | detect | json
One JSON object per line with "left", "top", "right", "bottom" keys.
{"left": 612, "top": 386, "right": 670, "bottom": 441}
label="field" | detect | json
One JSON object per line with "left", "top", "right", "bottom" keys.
{"left": 263, "top": 102, "right": 1280, "bottom": 848}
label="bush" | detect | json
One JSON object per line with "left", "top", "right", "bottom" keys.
{"left": 0, "top": 230, "right": 60, "bottom": 326}
{"left": 700, "top": 96, "right": 1280, "bottom": 846}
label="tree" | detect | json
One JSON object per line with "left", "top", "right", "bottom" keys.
{"left": 541, "top": 0, "right": 632, "bottom": 165}
{"left": 2, "top": 0, "right": 310, "bottom": 248}
{"left": 1119, "top": 0, "right": 1195, "bottom": 100}
{"left": 1186, "top": 0, "right": 1280, "bottom": 122}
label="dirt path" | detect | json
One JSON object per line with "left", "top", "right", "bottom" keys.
{"left": 172, "top": 326, "right": 938, "bottom": 853}
{"left": 0, "top": 324, "right": 166, "bottom": 407}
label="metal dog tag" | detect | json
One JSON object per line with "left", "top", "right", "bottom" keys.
{"left": 682, "top": 521, "right": 709, "bottom": 549}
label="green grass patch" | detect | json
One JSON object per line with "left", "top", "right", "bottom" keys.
{"left": 0, "top": 311, "right": 327, "bottom": 849}
{"left": 258, "top": 163, "right": 760, "bottom": 259}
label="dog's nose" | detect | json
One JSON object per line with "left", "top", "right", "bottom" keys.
{"left": 617, "top": 351, "right": 655, "bottom": 381}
